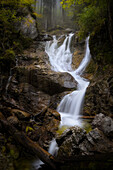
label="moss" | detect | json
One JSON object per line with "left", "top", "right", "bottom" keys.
{"left": 2, "top": 146, "right": 6, "bottom": 153}
{"left": 56, "top": 126, "right": 69, "bottom": 135}
{"left": 4, "top": 49, "right": 15, "bottom": 61}
{"left": 82, "top": 121, "right": 92, "bottom": 133}
{"left": 10, "top": 149, "right": 19, "bottom": 159}
{"left": 26, "top": 126, "right": 34, "bottom": 133}
{"left": 86, "top": 59, "right": 98, "bottom": 74}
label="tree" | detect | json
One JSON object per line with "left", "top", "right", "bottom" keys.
{"left": 61, "top": 0, "right": 113, "bottom": 41}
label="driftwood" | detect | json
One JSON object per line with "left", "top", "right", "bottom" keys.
{"left": 78, "top": 116, "right": 95, "bottom": 119}
{"left": 0, "top": 118, "right": 58, "bottom": 169}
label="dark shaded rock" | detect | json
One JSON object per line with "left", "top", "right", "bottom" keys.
{"left": 6, "top": 144, "right": 20, "bottom": 159}
{"left": 92, "top": 113, "right": 113, "bottom": 138}
{"left": 38, "top": 109, "right": 60, "bottom": 147}
{"left": 84, "top": 72, "right": 113, "bottom": 117}
{"left": 31, "top": 109, "right": 61, "bottom": 149}
{"left": 0, "top": 112, "right": 5, "bottom": 120}
{"left": 7, "top": 116, "right": 19, "bottom": 126}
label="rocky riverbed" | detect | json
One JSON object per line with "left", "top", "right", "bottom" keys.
{"left": 0, "top": 27, "right": 113, "bottom": 169}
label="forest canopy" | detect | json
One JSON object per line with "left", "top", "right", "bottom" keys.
{"left": 61, "top": 0, "right": 113, "bottom": 42}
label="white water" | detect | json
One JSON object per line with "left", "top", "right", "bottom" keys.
{"left": 5, "top": 69, "right": 12, "bottom": 95}
{"left": 45, "top": 34, "right": 91, "bottom": 128}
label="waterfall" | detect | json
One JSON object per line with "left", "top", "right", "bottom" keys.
{"left": 45, "top": 34, "right": 91, "bottom": 128}
{"left": 5, "top": 69, "right": 13, "bottom": 96}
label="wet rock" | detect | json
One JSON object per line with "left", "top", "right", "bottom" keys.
{"left": 72, "top": 35, "right": 85, "bottom": 70}
{"left": 57, "top": 35, "right": 66, "bottom": 47}
{"left": 92, "top": 113, "right": 113, "bottom": 138}
{"left": 7, "top": 83, "right": 51, "bottom": 114}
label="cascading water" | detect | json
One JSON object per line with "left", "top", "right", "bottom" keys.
{"left": 45, "top": 34, "right": 91, "bottom": 128}
{"left": 33, "top": 34, "right": 91, "bottom": 168}
{"left": 5, "top": 69, "right": 13, "bottom": 96}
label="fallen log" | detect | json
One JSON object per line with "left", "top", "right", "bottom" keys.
{"left": 0, "top": 119, "right": 58, "bottom": 169}
{"left": 78, "top": 116, "right": 95, "bottom": 119}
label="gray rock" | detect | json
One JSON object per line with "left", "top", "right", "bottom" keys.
{"left": 79, "top": 128, "right": 113, "bottom": 155}
{"left": 57, "top": 126, "right": 86, "bottom": 159}
{"left": 92, "top": 113, "right": 113, "bottom": 138}
{"left": 16, "top": 14, "right": 38, "bottom": 39}
{"left": 57, "top": 122, "right": 113, "bottom": 160}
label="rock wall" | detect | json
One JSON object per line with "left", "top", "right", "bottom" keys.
{"left": 3, "top": 38, "right": 77, "bottom": 115}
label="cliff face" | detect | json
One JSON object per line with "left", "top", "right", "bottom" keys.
{"left": 83, "top": 28, "right": 113, "bottom": 117}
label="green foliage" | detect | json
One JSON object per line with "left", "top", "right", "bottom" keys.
{"left": 61, "top": 0, "right": 108, "bottom": 38}
{"left": 61, "top": 0, "right": 113, "bottom": 64}
{"left": 78, "top": 6, "right": 106, "bottom": 38}
{"left": 0, "top": 0, "right": 34, "bottom": 71}
{"left": 26, "top": 126, "right": 34, "bottom": 133}
{"left": 4, "top": 49, "right": 15, "bottom": 61}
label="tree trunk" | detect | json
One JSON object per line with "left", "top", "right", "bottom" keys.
{"left": 107, "top": 0, "right": 113, "bottom": 44}
{"left": 0, "top": 119, "right": 58, "bottom": 169}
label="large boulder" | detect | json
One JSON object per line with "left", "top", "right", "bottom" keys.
{"left": 16, "top": 14, "right": 38, "bottom": 39}
{"left": 57, "top": 126, "right": 86, "bottom": 159}
{"left": 92, "top": 113, "right": 113, "bottom": 138}
{"left": 57, "top": 114, "right": 113, "bottom": 161}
